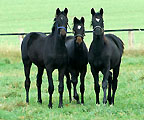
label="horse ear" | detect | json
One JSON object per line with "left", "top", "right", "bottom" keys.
{"left": 54, "top": 18, "right": 56, "bottom": 21}
{"left": 91, "top": 8, "right": 95, "bottom": 16}
{"left": 64, "top": 8, "right": 68, "bottom": 15}
{"left": 81, "top": 17, "right": 85, "bottom": 24}
{"left": 73, "top": 17, "right": 79, "bottom": 24}
{"left": 56, "top": 8, "right": 61, "bottom": 16}
{"left": 100, "top": 8, "right": 103, "bottom": 16}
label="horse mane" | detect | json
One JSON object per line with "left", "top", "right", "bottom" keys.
{"left": 105, "top": 34, "right": 124, "bottom": 56}
{"left": 51, "top": 21, "right": 56, "bottom": 35}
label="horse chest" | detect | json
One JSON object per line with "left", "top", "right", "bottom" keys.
{"left": 56, "top": 54, "right": 67, "bottom": 62}
{"left": 93, "top": 58, "right": 103, "bottom": 67}
{"left": 69, "top": 54, "right": 88, "bottom": 68}
{"left": 89, "top": 53, "right": 105, "bottom": 68}
{"left": 54, "top": 54, "right": 68, "bottom": 67}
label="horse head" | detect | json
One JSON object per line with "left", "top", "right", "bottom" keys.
{"left": 91, "top": 8, "right": 104, "bottom": 36}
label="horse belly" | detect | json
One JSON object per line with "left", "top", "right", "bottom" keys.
{"left": 55, "top": 56, "right": 67, "bottom": 67}
{"left": 93, "top": 60, "right": 103, "bottom": 68}
{"left": 28, "top": 49, "right": 44, "bottom": 67}
{"left": 110, "top": 52, "right": 121, "bottom": 69}
{"left": 45, "top": 54, "right": 68, "bottom": 69}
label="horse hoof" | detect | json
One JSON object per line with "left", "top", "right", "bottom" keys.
{"left": 48, "top": 104, "right": 52, "bottom": 109}
{"left": 107, "top": 97, "right": 112, "bottom": 105}
{"left": 81, "top": 103, "right": 84, "bottom": 106}
{"left": 26, "top": 101, "right": 29, "bottom": 105}
{"left": 96, "top": 104, "right": 100, "bottom": 107}
{"left": 73, "top": 94, "right": 79, "bottom": 101}
{"left": 103, "top": 100, "right": 107, "bottom": 104}
{"left": 96, "top": 101, "right": 100, "bottom": 104}
{"left": 77, "top": 101, "right": 80, "bottom": 104}
{"left": 26, "top": 99, "right": 29, "bottom": 103}
{"left": 37, "top": 100, "right": 42, "bottom": 104}
{"left": 69, "top": 99, "right": 72, "bottom": 103}
{"left": 110, "top": 104, "right": 113, "bottom": 107}
{"left": 58, "top": 104, "right": 63, "bottom": 108}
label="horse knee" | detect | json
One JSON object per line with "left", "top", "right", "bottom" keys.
{"left": 109, "top": 73, "right": 112, "bottom": 80}
{"left": 58, "top": 84, "right": 64, "bottom": 93}
{"left": 94, "top": 83, "right": 100, "bottom": 93}
{"left": 102, "top": 80, "right": 108, "bottom": 90}
{"left": 72, "top": 78, "right": 78, "bottom": 85}
{"left": 48, "top": 85, "right": 54, "bottom": 94}
{"left": 37, "top": 78, "right": 42, "bottom": 87}
{"left": 25, "top": 78, "right": 31, "bottom": 91}
{"left": 80, "top": 84, "right": 85, "bottom": 94}
{"left": 112, "top": 80, "right": 118, "bottom": 91}
{"left": 66, "top": 80, "right": 71, "bottom": 89}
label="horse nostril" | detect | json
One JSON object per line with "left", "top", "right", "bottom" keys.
{"left": 60, "top": 29, "right": 66, "bottom": 36}
{"left": 94, "top": 28, "right": 103, "bottom": 35}
{"left": 76, "top": 37, "right": 82, "bottom": 44}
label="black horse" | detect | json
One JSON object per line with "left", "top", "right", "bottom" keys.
{"left": 65, "top": 17, "right": 88, "bottom": 104}
{"left": 21, "top": 8, "right": 69, "bottom": 108}
{"left": 89, "top": 8, "right": 124, "bottom": 105}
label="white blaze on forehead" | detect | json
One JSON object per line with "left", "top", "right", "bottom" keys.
{"left": 77, "top": 25, "right": 81, "bottom": 29}
{"left": 61, "top": 17, "right": 63, "bottom": 20}
{"left": 96, "top": 18, "right": 100, "bottom": 22}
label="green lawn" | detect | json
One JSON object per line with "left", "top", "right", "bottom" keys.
{"left": 0, "top": 50, "right": 144, "bottom": 120}
{"left": 0, "top": 0, "right": 144, "bottom": 120}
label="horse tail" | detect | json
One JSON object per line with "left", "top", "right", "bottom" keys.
{"left": 27, "top": 32, "right": 46, "bottom": 47}
{"left": 27, "top": 32, "right": 40, "bottom": 46}
{"left": 105, "top": 34, "right": 124, "bottom": 56}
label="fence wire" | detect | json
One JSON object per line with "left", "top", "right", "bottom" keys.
{"left": 0, "top": 29, "right": 144, "bottom": 36}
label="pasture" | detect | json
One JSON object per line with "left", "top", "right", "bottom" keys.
{"left": 0, "top": 0, "right": 144, "bottom": 119}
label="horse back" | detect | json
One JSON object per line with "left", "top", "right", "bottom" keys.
{"left": 21, "top": 32, "right": 47, "bottom": 66}
{"left": 105, "top": 34, "right": 124, "bottom": 56}
{"left": 104, "top": 34, "right": 124, "bottom": 68}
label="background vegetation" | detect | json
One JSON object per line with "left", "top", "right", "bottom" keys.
{"left": 0, "top": 0, "right": 144, "bottom": 119}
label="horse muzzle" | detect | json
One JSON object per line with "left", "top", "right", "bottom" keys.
{"left": 60, "top": 28, "right": 66, "bottom": 37}
{"left": 57, "top": 26, "right": 67, "bottom": 37}
{"left": 93, "top": 26, "right": 104, "bottom": 35}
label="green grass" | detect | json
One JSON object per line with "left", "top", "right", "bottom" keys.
{"left": 0, "top": 50, "right": 144, "bottom": 120}
{"left": 0, "top": 0, "right": 144, "bottom": 120}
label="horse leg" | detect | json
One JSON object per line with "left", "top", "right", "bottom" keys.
{"left": 107, "top": 71, "right": 112, "bottom": 105}
{"left": 23, "top": 60, "right": 32, "bottom": 103}
{"left": 80, "top": 66, "right": 87, "bottom": 104}
{"left": 90, "top": 65, "right": 100, "bottom": 104}
{"left": 36, "top": 67, "right": 44, "bottom": 104}
{"left": 65, "top": 71, "right": 72, "bottom": 103}
{"left": 58, "top": 67, "right": 66, "bottom": 108}
{"left": 71, "top": 72, "right": 79, "bottom": 104}
{"left": 112, "top": 64, "right": 120, "bottom": 105}
{"left": 46, "top": 68, "right": 54, "bottom": 109}
{"left": 102, "top": 67, "right": 110, "bottom": 104}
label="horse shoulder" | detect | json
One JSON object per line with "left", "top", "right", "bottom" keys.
{"left": 65, "top": 39, "right": 75, "bottom": 57}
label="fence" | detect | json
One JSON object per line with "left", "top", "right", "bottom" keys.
{"left": 0, "top": 29, "right": 144, "bottom": 49}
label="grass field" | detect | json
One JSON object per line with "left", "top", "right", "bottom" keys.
{"left": 0, "top": 0, "right": 144, "bottom": 120}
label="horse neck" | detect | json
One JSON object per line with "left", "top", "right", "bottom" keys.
{"left": 74, "top": 40, "right": 84, "bottom": 56}
{"left": 92, "top": 33, "right": 105, "bottom": 54}
{"left": 53, "top": 30, "right": 66, "bottom": 51}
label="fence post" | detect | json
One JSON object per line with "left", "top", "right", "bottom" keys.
{"left": 18, "top": 35, "right": 24, "bottom": 48}
{"left": 18, "top": 29, "right": 24, "bottom": 48}
{"left": 128, "top": 31, "right": 134, "bottom": 48}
